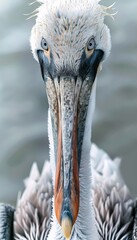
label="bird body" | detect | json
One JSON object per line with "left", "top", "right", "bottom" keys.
{"left": 0, "top": 0, "right": 137, "bottom": 239}
{"left": 13, "top": 144, "right": 135, "bottom": 240}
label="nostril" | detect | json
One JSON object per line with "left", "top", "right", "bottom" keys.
{"left": 74, "top": 76, "right": 78, "bottom": 84}
{"left": 57, "top": 76, "right": 60, "bottom": 84}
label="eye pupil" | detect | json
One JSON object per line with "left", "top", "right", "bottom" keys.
{"left": 87, "top": 37, "right": 95, "bottom": 51}
{"left": 41, "top": 38, "right": 49, "bottom": 51}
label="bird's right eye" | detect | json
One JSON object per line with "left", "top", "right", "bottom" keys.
{"left": 41, "top": 38, "right": 49, "bottom": 51}
{"left": 87, "top": 37, "right": 95, "bottom": 52}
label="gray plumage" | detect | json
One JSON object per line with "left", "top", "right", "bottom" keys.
{"left": 0, "top": 204, "right": 14, "bottom": 240}
{"left": 91, "top": 144, "right": 135, "bottom": 240}
{"left": 14, "top": 162, "right": 53, "bottom": 240}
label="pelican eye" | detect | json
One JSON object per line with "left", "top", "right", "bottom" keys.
{"left": 87, "top": 37, "right": 95, "bottom": 52}
{"left": 41, "top": 38, "right": 49, "bottom": 51}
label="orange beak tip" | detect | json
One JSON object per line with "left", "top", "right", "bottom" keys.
{"left": 61, "top": 217, "right": 73, "bottom": 239}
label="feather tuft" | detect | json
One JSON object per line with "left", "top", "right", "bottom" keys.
{"left": 14, "top": 161, "right": 53, "bottom": 240}
{"left": 91, "top": 144, "right": 134, "bottom": 240}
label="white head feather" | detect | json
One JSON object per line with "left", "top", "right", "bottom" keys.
{"left": 30, "top": 0, "right": 111, "bottom": 70}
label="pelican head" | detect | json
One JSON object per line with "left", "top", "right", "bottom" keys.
{"left": 30, "top": 0, "right": 111, "bottom": 238}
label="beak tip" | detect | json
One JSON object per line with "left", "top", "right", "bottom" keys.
{"left": 61, "top": 216, "right": 73, "bottom": 239}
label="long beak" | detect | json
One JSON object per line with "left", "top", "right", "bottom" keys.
{"left": 37, "top": 49, "right": 104, "bottom": 239}
{"left": 45, "top": 76, "right": 81, "bottom": 238}
{"left": 54, "top": 77, "right": 81, "bottom": 238}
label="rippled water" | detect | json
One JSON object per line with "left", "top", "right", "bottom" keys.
{"left": 0, "top": 0, "right": 137, "bottom": 205}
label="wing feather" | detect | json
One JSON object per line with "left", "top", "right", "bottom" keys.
{"left": 91, "top": 144, "right": 135, "bottom": 240}
{"left": 14, "top": 161, "right": 53, "bottom": 240}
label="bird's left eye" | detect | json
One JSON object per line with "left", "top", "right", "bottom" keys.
{"left": 41, "top": 38, "right": 49, "bottom": 51}
{"left": 87, "top": 37, "right": 95, "bottom": 51}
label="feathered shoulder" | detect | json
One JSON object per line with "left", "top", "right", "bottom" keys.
{"left": 91, "top": 144, "right": 135, "bottom": 240}
{"left": 14, "top": 161, "right": 53, "bottom": 240}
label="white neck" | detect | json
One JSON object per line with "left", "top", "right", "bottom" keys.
{"left": 47, "top": 81, "right": 98, "bottom": 240}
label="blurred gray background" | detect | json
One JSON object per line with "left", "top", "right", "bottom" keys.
{"left": 0, "top": 0, "right": 137, "bottom": 205}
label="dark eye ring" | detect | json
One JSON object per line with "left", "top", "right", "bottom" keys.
{"left": 87, "top": 37, "right": 95, "bottom": 51}
{"left": 41, "top": 38, "right": 49, "bottom": 51}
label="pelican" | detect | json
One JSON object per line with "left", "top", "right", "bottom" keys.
{"left": 0, "top": 0, "right": 137, "bottom": 239}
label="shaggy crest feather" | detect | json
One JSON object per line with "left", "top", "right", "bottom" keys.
{"left": 27, "top": 0, "right": 116, "bottom": 21}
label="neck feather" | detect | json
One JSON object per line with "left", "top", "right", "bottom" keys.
{"left": 73, "top": 81, "right": 98, "bottom": 239}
